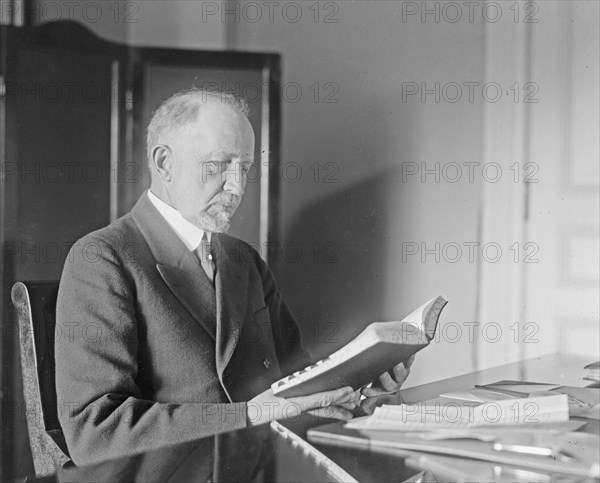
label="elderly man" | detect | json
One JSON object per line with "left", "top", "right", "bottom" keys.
{"left": 55, "top": 89, "right": 412, "bottom": 466}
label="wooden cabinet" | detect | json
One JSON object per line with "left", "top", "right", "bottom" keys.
{"left": 0, "top": 21, "right": 281, "bottom": 479}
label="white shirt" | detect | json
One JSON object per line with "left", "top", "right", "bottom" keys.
{"left": 148, "top": 189, "right": 210, "bottom": 251}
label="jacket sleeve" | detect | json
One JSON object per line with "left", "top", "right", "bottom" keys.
{"left": 254, "top": 254, "right": 314, "bottom": 376}
{"left": 55, "top": 235, "right": 247, "bottom": 466}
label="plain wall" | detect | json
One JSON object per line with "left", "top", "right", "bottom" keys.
{"left": 34, "top": 0, "right": 226, "bottom": 48}
{"left": 230, "top": 2, "right": 486, "bottom": 386}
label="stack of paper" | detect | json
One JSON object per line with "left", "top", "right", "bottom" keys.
{"left": 440, "top": 382, "right": 561, "bottom": 403}
{"left": 308, "top": 381, "right": 600, "bottom": 481}
{"left": 347, "top": 394, "right": 570, "bottom": 430}
{"left": 440, "top": 381, "right": 600, "bottom": 421}
{"left": 585, "top": 361, "right": 600, "bottom": 382}
{"left": 532, "top": 386, "right": 600, "bottom": 420}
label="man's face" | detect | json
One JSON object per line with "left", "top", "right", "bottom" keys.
{"left": 166, "top": 102, "right": 255, "bottom": 233}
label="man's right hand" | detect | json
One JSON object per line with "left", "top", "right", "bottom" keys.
{"left": 246, "top": 386, "right": 359, "bottom": 426}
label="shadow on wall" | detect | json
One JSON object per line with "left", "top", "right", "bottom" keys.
{"left": 281, "top": 167, "right": 409, "bottom": 360}
{"left": 277, "top": 95, "right": 421, "bottom": 360}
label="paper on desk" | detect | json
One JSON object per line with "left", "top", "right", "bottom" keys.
{"left": 440, "top": 388, "right": 516, "bottom": 403}
{"left": 346, "top": 394, "right": 569, "bottom": 430}
{"left": 395, "top": 420, "right": 586, "bottom": 441}
{"left": 484, "top": 381, "right": 562, "bottom": 393}
{"left": 530, "top": 386, "right": 600, "bottom": 420}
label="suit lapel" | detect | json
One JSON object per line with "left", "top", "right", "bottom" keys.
{"left": 155, "top": 260, "right": 217, "bottom": 341}
{"left": 132, "top": 193, "right": 217, "bottom": 340}
{"left": 213, "top": 234, "right": 249, "bottom": 376}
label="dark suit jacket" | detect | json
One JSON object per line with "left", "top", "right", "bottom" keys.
{"left": 55, "top": 193, "right": 312, "bottom": 465}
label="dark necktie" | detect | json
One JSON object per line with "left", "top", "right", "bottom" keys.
{"left": 194, "top": 233, "right": 215, "bottom": 283}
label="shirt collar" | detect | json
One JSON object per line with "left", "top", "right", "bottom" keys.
{"left": 148, "top": 189, "right": 210, "bottom": 251}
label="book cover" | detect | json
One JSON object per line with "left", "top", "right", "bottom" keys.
{"left": 272, "top": 296, "right": 447, "bottom": 398}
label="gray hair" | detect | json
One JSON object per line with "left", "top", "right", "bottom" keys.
{"left": 146, "top": 88, "right": 249, "bottom": 166}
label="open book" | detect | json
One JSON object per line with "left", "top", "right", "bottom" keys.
{"left": 272, "top": 296, "right": 448, "bottom": 398}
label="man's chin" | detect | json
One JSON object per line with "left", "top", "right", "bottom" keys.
{"left": 194, "top": 212, "right": 232, "bottom": 233}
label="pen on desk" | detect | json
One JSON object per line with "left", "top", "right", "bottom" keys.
{"left": 492, "top": 442, "right": 575, "bottom": 462}
{"left": 473, "top": 385, "right": 529, "bottom": 398}
{"left": 493, "top": 443, "right": 600, "bottom": 479}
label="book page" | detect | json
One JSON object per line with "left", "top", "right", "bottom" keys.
{"left": 393, "top": 296, "right": 445, "bottom": 335}
{"left": 346, "top": 394, "right": 569, "bottom": 430}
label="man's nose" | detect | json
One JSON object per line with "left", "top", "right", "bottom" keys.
{"left": 223, "top": 161, "right": 246, "bottom": 197}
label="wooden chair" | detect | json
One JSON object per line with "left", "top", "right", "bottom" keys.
{"left": 11, "top": 281, "right": 71, "bottom": 478}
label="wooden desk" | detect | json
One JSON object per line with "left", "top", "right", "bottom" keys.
{"left": 402, "top": 352, "right": 596, "bottom": 402}
{"left": 55, "top": 353, "right": 598, "bottom": 483}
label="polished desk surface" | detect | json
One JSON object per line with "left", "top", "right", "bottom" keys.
{"left": 57, "top": 353, "right": 599, "bottom": 483}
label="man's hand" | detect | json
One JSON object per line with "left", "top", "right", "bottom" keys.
{"left": 362, "top": 354, "right": 415, "bottom": 397}
{"left": 246, "top": 386, "right": 360, "bottom": 426}
{"left": 359, "top": 390, "right": 405, "bottom": 415}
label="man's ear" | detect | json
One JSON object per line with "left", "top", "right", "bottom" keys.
{"left": 151, "top": 144, "right": 173, "bottom": 181}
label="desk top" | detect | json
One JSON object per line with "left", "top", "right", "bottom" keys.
{"left": 57, "top": 353, "right": 598, "bottom": 483}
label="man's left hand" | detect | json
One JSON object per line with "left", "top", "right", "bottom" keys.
{"left": 361, "top": 354, "right": 415, "bottom": 397}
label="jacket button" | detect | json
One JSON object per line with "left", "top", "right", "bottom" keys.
{"left": 263, "top": 358, "right": 271, "bottom": 369}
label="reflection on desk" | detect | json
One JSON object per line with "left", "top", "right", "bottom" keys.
{"left": 57, "top": 411, "right": 419, "bottom": 483}
{"left": 56, "top": 353, "right": 598, "bottom": 483}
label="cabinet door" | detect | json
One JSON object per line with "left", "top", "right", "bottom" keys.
{"left": 3, "top": 24, "right": 119, "bottom": 281}
{"left": 1, "top": 23, "right": 281, "bottom": 480}
{"left": 1, "top": 23, "right": 123, "bottom": 479}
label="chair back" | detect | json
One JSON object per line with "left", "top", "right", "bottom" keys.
{"left": 11, "top": 281, "right": 70, "bottom": 478}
